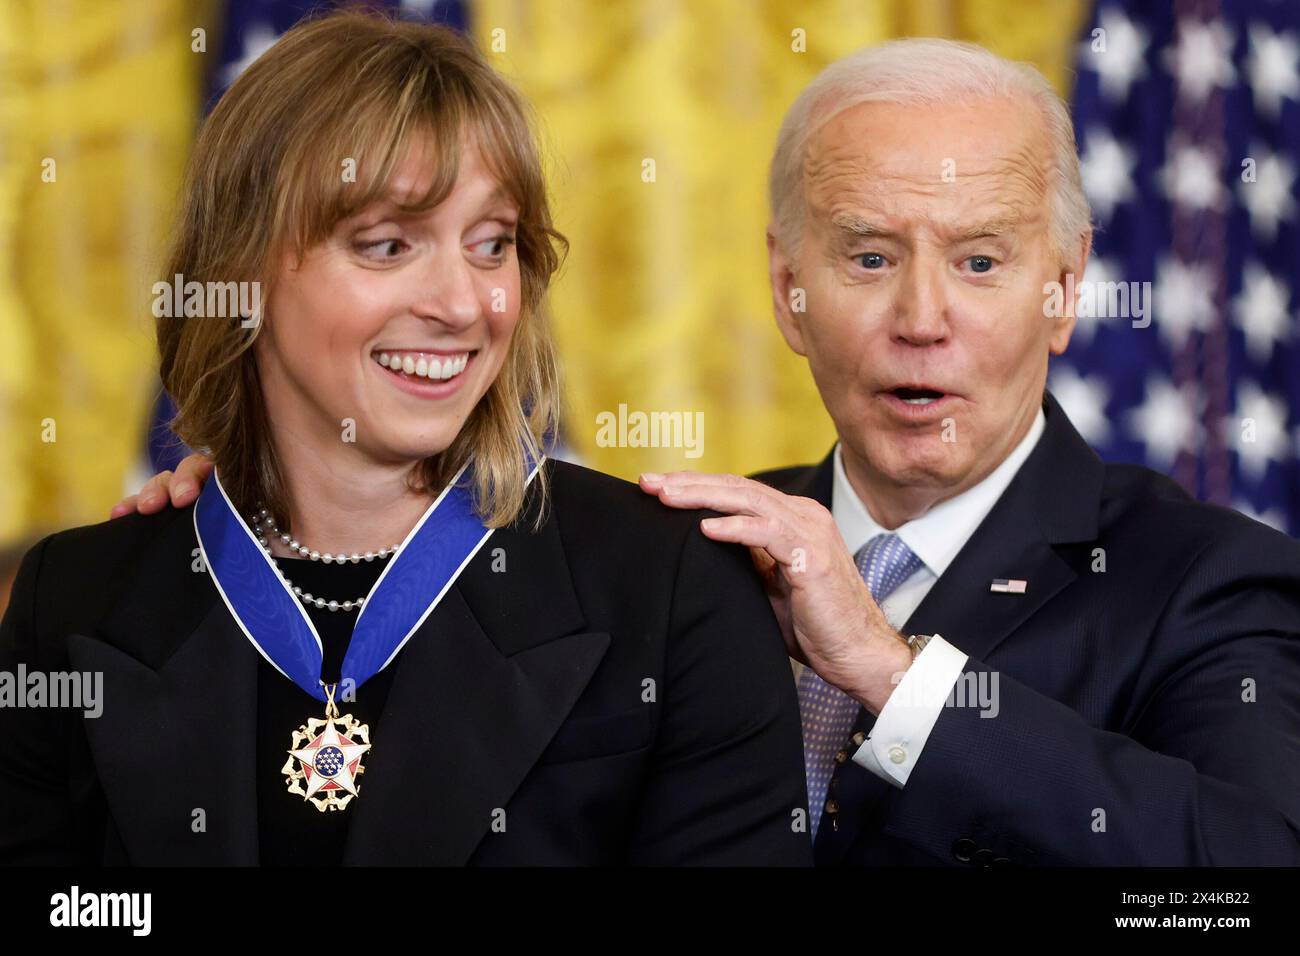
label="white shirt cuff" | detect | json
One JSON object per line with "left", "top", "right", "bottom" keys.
{"left": 851, "top": 635, "right": 969, "bottom": 787}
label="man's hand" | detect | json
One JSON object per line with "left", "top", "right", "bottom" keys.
{"left": 639, "top": 471, "right": 913, "bottom": 714}
{"left": 109, "top": 453, "right": 214, "bottom": 518}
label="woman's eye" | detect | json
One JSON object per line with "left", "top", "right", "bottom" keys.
{"left": 358, "top": 238, "right": 407, "bottom": 259}
{"left": 470, "top": 235, "right": 516, "bottom": 260}
{"left": 967, "top": 255, "right": 994, "bottom": 273}
{"left": 856, "top": 252, "right": 886, "bottom": 270}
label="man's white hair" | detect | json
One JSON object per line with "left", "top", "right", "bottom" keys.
{"left": 769, "top": 37, "right": 1091, "bottom": 266}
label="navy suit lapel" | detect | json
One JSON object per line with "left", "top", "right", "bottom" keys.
{"left": 903, "top": 392, "right": 1103, "bottom": 663}
{"left": 781, "top": 392, "right": 1102, "bottom": 671}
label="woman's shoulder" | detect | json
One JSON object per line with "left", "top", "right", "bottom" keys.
{"left": 35, "top": 505, "right": 197, "bottom": 572}
{"left": 537, "top": 457, "right": 761, "bottom": 599}
{"left": 10, "top": 506, "right": 202, "bottom": 631}
{"left": 543, "top": 458, "right": 701, "bottom": 540}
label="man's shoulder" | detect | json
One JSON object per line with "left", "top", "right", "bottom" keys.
{"left": 1099, "top": 460, "right": 1300, "bottom": 568}
{"left": 747, "top": 451, "right": 1299, "bottom": 566}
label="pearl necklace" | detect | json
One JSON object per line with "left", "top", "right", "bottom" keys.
{"left": 249, "top": 506, "right": 401, "bottom": 613}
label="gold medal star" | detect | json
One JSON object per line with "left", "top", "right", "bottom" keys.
{"left": 289, "top": 720, "right": 371, "bottom": 799}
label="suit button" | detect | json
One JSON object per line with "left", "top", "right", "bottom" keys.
{"left": 952, "top": 838, "right": 976, "bottom": 863}
{"left": 973, "top": 848, "right": 994, "bottom": 867}
{"left": 824, "top": 799, "right": 839, "bottom": 815}
{"left": 834, "top": 748, "right": 850, "bottom": 764}
{"left": 851, "top": 731, "right": 866, "bottom": 747}
{"left": 993, "top": 856, "right": 1012, "bottom": 867}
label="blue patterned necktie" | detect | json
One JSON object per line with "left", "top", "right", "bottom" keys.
{"left": 797, "top": 532, "right": 924, "bottom": 840}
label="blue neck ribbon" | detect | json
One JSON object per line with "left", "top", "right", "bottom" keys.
{"left": 193, "top": 457, "right": 540, "bottom": 702}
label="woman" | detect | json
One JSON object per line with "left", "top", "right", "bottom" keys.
{"left": 0, "top": 11, "right": 810, "bottom": 865}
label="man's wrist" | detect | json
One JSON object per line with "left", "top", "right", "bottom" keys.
{"left": 849, "top": 628, "right": 914, "bottom": 714}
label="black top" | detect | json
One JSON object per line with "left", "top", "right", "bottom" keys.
{"left": 0, "top": 458, "right": 813, "bottom": 866}
{"left": 257, "top": 553, "right": 395, "bottom": 866}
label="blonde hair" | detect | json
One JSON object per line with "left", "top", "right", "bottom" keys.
{"left": 157, "top": 9, "right": 565, "bottom": 529}
{"left": 769, "top": 38, "right": 1091, "bottom": 266}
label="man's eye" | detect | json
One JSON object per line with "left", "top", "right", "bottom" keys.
{"left": 856, "top": 252, "right": 886, "bottom": 270}
{"left": 968, "top": 255, "right": 994, "bottom": 273}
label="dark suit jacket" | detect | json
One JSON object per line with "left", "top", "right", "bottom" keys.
{"left": 755, "top": 392, "right": 1300, "bottom": 866}
{"left": 0, "top": 459, "right": 812, "bottom": 866}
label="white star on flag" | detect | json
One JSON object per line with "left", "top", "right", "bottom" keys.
{"left": 1225, "top": 383, "right": 1292, "bottom": 481}
{"left": 1049, "top": 366, "right": 1112, "bottom": 445}
{"left": 1246, "top": 22, "right": 1300, "bottom": 119}
{"left": 1233, "top": 264, "right": 1292, "bottom": 363}
{"left": 1154, "top": 257, "right": 1217, "bottom": 350}
{"left": 1083, "top": 7, "right": 1149, "bottom": 102}
{"left": 1124, "top": 376, "right": 1201, "bottom": 469}
{"left": 1164, "top": 18, "right": 1237, "bottom": 104}
{"left": 400, "top": 0, "right": 445, "bottom": 16}
{"left": 1238, "top": 146, "right": 1298, "bottom": 243}
{"left": 1081, "top": 128, "right": 1137, "bottom": 221}
{"left": 222, "top": 22, "right": 281, "bottom": 87}
{"left": 1160, "top": 140, "right": 1227, "bottom": 212}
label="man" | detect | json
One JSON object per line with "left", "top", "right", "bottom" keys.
{"left": 119, "top": 39, "right": 1300, "bottom": 866}
{"left": 639, "top": 37, "right": 1300, "bottom": 866}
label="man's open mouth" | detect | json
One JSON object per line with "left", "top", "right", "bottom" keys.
{"left": 887, "top": 386, "right": 947, "bottom": 406}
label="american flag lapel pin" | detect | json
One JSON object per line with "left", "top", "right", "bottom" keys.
{"left": 990, "top": 578, "right": 1028, "bottom": 594}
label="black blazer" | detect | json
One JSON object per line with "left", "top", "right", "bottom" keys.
{"left": 755, "top": 392, "right": 1300, "bottom": 866}
{"left": 0, "top": 460, "right": 812, "bottom": 866}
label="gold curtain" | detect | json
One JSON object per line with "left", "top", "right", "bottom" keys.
{"left": 0, "top": 0, "right": 204, "bottom": 543}
{"left": 474, "top": 0, "right": 1088, "bottom": 479}
{"left": 0, "top": 0, "right": 1088, "bottom": 543}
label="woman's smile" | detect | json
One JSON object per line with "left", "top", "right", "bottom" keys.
{"left": 369, "top": 347, "right": 479, "bottom": 399}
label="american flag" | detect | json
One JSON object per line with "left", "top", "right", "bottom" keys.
{"left": 1055, "top": 0, "right": 1300, "bottom": 535}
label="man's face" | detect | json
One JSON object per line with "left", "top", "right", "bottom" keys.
{"left": 770, "top": 96, "right": 1085, "bottom": 512}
